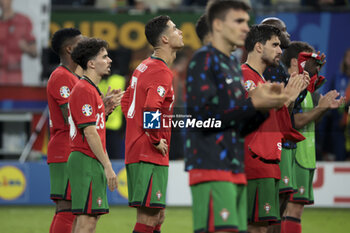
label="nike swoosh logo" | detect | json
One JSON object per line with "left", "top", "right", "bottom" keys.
{"left": 98, "top": 104, "right": 103, "bottom": 109}
{"left": 225, "top": 78, "right": 233, "bottom": 84}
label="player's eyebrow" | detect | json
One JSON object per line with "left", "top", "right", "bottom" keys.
{"left": 235, "top": 18, "right": 246, "bottom": 23}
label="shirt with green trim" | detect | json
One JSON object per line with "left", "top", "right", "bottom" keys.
{"left": 68, "top": 77, "right": 106, "bottom": 159}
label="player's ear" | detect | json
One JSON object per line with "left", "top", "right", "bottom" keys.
{"left": 160, "top": 34, "right": 169, "bottom": 45}
{"left": 65, "top": 45, "right": 73, "bottom": 55}
{"left": 87, "top": 59, "right": 95, "bottom": 69}
{"left": 213, "top": 18, "right": 222, "bottom": 32}
{"left": 255, "top": 42, "right": 263, "bottom": 53}
{"left": 291, "top": 58, "right": 298, "bottom": 69}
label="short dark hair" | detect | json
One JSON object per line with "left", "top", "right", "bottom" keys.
{"left": 51, "top": 28, "right": 81, "bottom": 55}
{"left": 206, "top": 0, "right": 250, "bottom": 32}
{"left": 145, "top": 15, "right": 170, "bottom": 47}
{"left": 281, "top": 41, "right": 314, "bottom": 68}
{"left": 195, "top": 14, "right": 209, "bottom": 44}
{"left": 71, "top": 38, "right": 108, "bottom": 70}
{"left": 245, "top": 24, "right": 281, "bottom": 53}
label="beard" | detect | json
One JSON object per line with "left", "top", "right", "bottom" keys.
{"left": 262, "top": 55, "right": 280, "bottom": 67}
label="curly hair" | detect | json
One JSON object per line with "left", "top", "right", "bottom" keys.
{"left": 51, "top": 28, "right": 81, "bottom": 55}
{"left": 145, "top": 15, "right": 170, "bottom": 47}
{"left": 245, "top": 24, "right": 281, "bottom": 53}
{"left": 71, "top": 38, "right": 108, "bottom": 70}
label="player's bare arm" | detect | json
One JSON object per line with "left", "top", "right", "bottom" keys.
{"left": 83, "top": 125, "right": 118, "bottom": 191}
{"left": 294, "top": 90, "right": 344, "bottom": 129}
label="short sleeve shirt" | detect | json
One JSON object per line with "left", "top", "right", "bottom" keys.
{"left": 68, "top": 77, "right": 106, "bottom": 159}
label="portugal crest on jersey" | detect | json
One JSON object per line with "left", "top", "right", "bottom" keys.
{"left": 60, "top": 86, "right": 70, "bottom": 98}
{"left": 82, "top": 104, "right": 93, "bottom": 116}
{"left": 157, "top": 86, "right": 166, "bottom": 97}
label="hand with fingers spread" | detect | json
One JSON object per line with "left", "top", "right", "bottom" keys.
{"left": 102, "top": 86, "right": 125, "bottom": 115}
{"left": 104, "top": 165, "right": 118, "bottom": 192}
{"left": 154, "top": 138, "right": 168, "bottom": 156}
{"left": 317, "top": 90, "right": 344, "bottom": 110}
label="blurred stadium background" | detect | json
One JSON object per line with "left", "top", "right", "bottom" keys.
{"left": 1, "top": 0, "right": 350, "bottom": 232}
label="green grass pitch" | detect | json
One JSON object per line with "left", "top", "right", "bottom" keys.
{"left": 1, "top": 206, "right": 350, "bottom": 233}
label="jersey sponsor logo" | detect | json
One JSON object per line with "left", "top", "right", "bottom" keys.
{"left": 0, "top": 166, "right": 26, "bottom": 200}
{"left": 220, "top": 208, "right": 230, "bottom": 221}
{"left": 156, "top": 190, "right": 162, "bottom": 201}
{"left": 264, "top": 203, "right": 271, "bottom": 214}
{"left": 59, "top": 86, "right": 70, "bottom": 98}
{"left": 98, "top": 104, "right": 103, "bottom": 109}
{"left": 82, "top": 104, "right": 93, "bottom": 116}
{"left": 143, "top": 110, "right": 161, "bottom": 129}
{"left": 244, "top": 80, "right": 256, "bottom": 91}
{"left": 157, "top": 86, "right": 166, "bottom": 97}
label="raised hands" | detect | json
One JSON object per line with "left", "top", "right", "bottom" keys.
{"left": 102, "top": 86, "right": 125, "bottom": 116}
{"left": 318, "top": 90, "right": 345, "bottom": 110}
{"left": 250, "top": 82, "right": 288, "bottom": 111}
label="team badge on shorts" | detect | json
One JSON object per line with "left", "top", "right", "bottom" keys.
{"left": 220, "top": 208, "right": 230, "bottom": 221}
{"left": 244, "top": 80, "right": 256, "bottom": 91}
{"left": 299, "top": 186, "right": 305, "bottom": 195}
{"left": 157, "top": 86, "right": 166, "bottom": 97}
{"left": 283, "top": 176, "right": 289, "bottom": 185}
{"left": 60, "top": 86, "right": 70, "bottom": 98}
{"left": 82, "top": 104, "right": 93, "bottom": 116}
{"left": 156, "top": 190, "right": 162, "bottom": 201}
{"left": 97, "top": 197, "right": 102, "bottom": 207}
{"left": 264, "top": 203, "right": 271, "bottom": 214}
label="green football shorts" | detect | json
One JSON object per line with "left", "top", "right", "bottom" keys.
{"left": 289, "top": 161, "right": 315, "bottom": 205}
{"left": 126, "top": 162, "right": 168, "bottom": 208}
{"left": 278, "top": 148, "right": 297, "bottom": 194}
{"left": 247, "top": 178, "right": 280, "bottom": 224}
{"left": 49, "top": 162, "right": 71, "bottom": 201}
{"left": 191, "top": 181, "right": 247, "bottom": 233}
{"left": 67, "top": 151, "right": 109, "bottom": 215}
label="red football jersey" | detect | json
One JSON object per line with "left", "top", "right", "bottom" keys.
{"left": 47, "top": 65, "right": 79, "bottom": 163}
{"left": 242, "top": 63, "right": 280, "bottom": 179}
{"left": 68, "top": 77, "right": 106, "bottom": 159}
{"left": 0, "top": 13, "right": 35, "bottom": 84}
{"left": 121, "top": 57, "right": 174, "bottom": 166}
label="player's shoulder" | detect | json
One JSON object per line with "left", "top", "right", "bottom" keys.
{"left": 48, "top": 66, "right": 77, "bottom": 85}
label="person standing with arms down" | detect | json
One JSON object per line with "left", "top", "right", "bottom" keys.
{"left": 185, "top": 1, "right": 290, "bottom": 232}
{"left": 68, "top": 38, "right": 121, "bottom": 233}
{"left": 47, "top": 28, "right": 82, "bottom": 233}
{"left": 121, "top": 15, "right": 184, "bottom": 233}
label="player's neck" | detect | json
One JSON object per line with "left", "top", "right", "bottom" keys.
{"left": 60, "top": 57, "right": 77, "bottom": 74}
{"left": 246, "top": 54, "right": 266, "bottom": 77}
{"left": 211, "top": 34, "right": 234, "bottom": 57}
{"left": 152, "top": 47, "right": 176, "bottom": 67}
{"left": 83, "top": 71, "right": 101, "bottom": 86}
